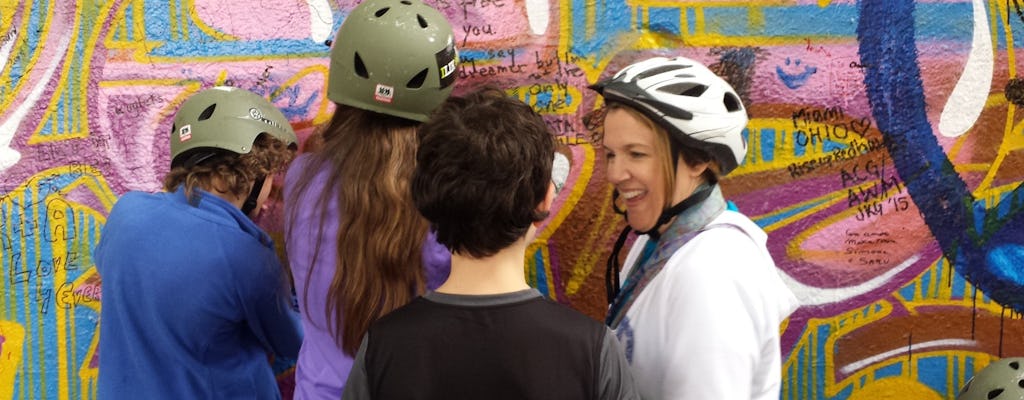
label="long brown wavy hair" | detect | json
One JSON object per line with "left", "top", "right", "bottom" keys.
{"left": 287, "top": 104, "right": 427, "bottom": 355}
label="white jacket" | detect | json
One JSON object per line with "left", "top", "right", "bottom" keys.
{"left": 614, "top": 210, "right": 798, "bottom": 399}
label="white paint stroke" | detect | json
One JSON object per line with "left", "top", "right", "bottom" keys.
{"left": 840, "top": 339, "right": 977, "bottom": 375}
{"left": 307, "top": 0, "right": 333, "bottom": 43}
{"left": 778, "top": 254, "right": 921, "bottom": 307}
{"left": 0, "top": 32, "right": 73, "bottom": 173}
{"left": 938, "top": 0, "right": 992, "bottom": 138}
{"left": 0, "top": 29, "right": 14, "bottom": 72}
{"left": 525, "top": 0, "right": 549, "bottom": 35}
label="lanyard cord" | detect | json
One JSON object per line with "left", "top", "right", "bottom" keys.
{"left": 605, "top": 227, "right": 704, "bottom": 327}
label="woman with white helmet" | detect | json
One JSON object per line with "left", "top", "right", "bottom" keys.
{"left": 587, "top": 56, "right": 799, "bottom": 399}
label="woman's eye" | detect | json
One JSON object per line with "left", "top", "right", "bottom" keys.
{"left": 630, "top": 152, "right": 645, "bottom": 158}
{"left": 605, "top": 152, "right": 616, "bottom": 159}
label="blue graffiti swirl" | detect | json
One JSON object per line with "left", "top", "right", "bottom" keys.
{"left": 858, "top": 0, "right": 1024, "bottom": 311}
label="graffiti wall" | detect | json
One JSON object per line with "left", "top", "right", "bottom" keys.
{"left": 2, "top": 0, "right": 1022, "bottom": 398}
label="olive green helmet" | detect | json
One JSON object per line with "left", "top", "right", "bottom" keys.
{"left": 956, "top": 357, "right": 1024, "bottom": 400}
{"left": 170, "top": 86, "right": 298, "bottom": 167}
{"left": 327, "top": 0, "right": 458, "bottom": 122}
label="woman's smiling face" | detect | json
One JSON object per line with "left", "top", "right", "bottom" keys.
{"left": 602, "top": 107, "right": 669, "bottom": 233}
{"left": 602, "top": 106, "right": 708, "bottom": 233}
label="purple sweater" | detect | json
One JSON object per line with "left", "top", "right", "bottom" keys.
{"left": 283, "top": 154, "right": 451, "bottom": 400}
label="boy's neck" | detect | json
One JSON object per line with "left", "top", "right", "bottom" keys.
{"left": 435, "top": 238, "right": 532, "bottom": 295}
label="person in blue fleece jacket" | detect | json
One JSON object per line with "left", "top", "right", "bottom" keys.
{"left": 95, "top": 86, "right": 302, "bottom": 399}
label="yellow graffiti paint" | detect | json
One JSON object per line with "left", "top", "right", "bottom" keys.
{"left": 781, "top": 251, "right": 1018, "bottom": 399}
{"left": 761, "top": 190, "right": 846, "bottom": 234}
{"left": 783, "top": 300, "right": 895, "bottom": 398}
{"left": 566, "top": 176, "right": 618, "bottom": 296}
{"left": 536, "top": 147, "right": 594, "bottom": 244}
{"left": 1, "top": 166, "right": 114, "bottom": 399}
{"left": 183, "top": 0, "right": 239, "bottom": 42}
{"left": 545, "top": 145, "right": 599, "bottom": 296}
{"left": 70, "top": 267, "right": 101, "bottom": 390}
{"left": 28, "top": 1, "right": 85, "bottom": 144}
{"left": 28, "top": 1, "right": 119, "bottom": 145}
{"left": 0, "top": 0, "right": 53, "bottom": 114}
{"left": 104, "top": 0, "right": 167, "bottom": 61}
{"left": 0, "top": 321, "right": 25, "bottom": 400}
{"left": 996, "top": 0, "right": 1016, "bottom": 77}
{"left": 847, "top": 377, "right": 943, "bottom": 400}
{"left": 783, "top": 178, "right": 900, "bottom": 261}
{"left": 558, "top": 0, "right": 603, "bottom": 82}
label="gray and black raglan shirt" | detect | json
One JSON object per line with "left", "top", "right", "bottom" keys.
{"left": 341, "top": 289, "right": 639, "bottom": 400}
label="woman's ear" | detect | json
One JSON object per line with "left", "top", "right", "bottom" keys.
{"left": 676, "top": 155, "right": 711, "bottom": 179}
{"left": 692, "top": 161, "right": 710, "bottom": 178}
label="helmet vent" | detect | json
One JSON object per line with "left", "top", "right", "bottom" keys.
{"left": 661, "top": 82, "right": 706, "bottom": 97}
{"left": 400, "top": 0, "right": 412, "bottom": 4}
{"left": 407, "top": 68, "right": 428, "bottom": 88}
{"left": 636, "top": 65, "right": 687, "bottom": 81}
{"left": 354, "top": 52, "right": 369, "bottom": 78}
{"left": 988, "top": 389, "right": 1004, "bottom": 399}
{"left": 417, "top": 14, "right": 428, "bottom": 28}
{"left": 374, "top": 7, "right": 390, "bottom": 17}
{"left": 723, "top": 92, "right": 742, "bottom": 112}
{"left": 1019, "top": 379, "right": 1024, "bottom": 388}
{"left": 1011, "top": 361, "right": 1021, "bottom": 369}
{"left": 198, "top": 104, "right": 217, "bottom": 121}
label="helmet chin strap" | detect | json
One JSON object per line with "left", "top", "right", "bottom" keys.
{"left": 240, "top": 175, "right": 266, "bottom": 216}
{"left": 637, "top": 184, "right": 713, "bottom": 240}
{"left": 605, "top": 183, "right": 715, "bottom": 304}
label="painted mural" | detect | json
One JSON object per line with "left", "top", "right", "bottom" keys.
{"left": 2, "top": 0, "right": 1023, "bottom": 398}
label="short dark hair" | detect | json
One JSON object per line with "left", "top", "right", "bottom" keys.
{"left": 413, "top": 87, "right": 555, "bottom": 258}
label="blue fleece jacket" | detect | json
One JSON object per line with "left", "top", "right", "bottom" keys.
{"left": 95, "top": 187, "right": 302, "bottom": 399}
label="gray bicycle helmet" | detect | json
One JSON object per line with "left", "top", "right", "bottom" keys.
{"left": 170, "top": 86, "right": 297, "bottom": 168}
{"left": 327, "top": 0, "right": 458, "bottom": 122}
{"left": 957, "top": 357, "right": 1024, "bottom": 400}
{"left": 588, "top": 56, "right": 748, "bottom": 175}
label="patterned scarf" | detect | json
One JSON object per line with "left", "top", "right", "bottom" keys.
{"left": 606, "top": 183, "right": 727, "bottom": 328}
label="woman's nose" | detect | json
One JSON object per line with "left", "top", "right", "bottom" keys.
{"left": 606, "top": 159, "right": 627, "bottom": 183}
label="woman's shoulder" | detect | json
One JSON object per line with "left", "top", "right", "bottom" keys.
{"left": 664, "top": 214, "right": 771, "bottom": 276}
{"left": 709, "top": 211, "right": 767, "bottom": 241}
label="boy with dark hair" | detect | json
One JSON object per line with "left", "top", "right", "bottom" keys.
{"left": 341, "top": 88, "right": 639, "bottom": 400}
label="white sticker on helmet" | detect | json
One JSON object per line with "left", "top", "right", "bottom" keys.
{"left": 179, "top": 124, "right": 192, "bottom": 142}
{"left": 375, "top": 84, "right": 395, "bottom": 103}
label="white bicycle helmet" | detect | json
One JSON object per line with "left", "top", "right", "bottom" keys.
{"left": 589, "top": 56, "right": 748, "bottom": 175}
{"left": 957, "top": 357, "right": 1024, "bottom": 400}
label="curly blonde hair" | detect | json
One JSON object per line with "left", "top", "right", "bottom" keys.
{"left": 163, "top": 133, "right": 294, "bottom": 201}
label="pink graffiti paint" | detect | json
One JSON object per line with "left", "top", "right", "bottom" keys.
{"left": 193, "top": 0, "right": 314, "bottom": 40}
{"left": 798, "top": 201, "right": 932, "bottom": 283}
